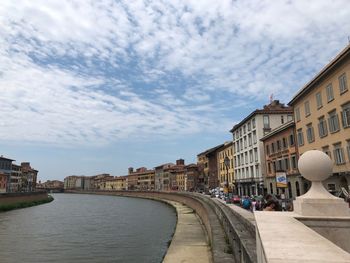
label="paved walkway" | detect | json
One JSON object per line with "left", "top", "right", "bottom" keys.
{"left": 163, "top": 201, "right": 212, "bottom": 263}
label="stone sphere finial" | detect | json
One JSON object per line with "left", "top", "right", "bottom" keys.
{"left": 298, "top": 150, "right": 332, "bottom": 182}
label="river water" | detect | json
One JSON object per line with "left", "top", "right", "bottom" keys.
{"left": 0, "top": 193, "right": 177, "bottom": 263}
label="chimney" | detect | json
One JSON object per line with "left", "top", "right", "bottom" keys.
{"left": 176, "top": 159, "right": 185, "bottom": 166}
{"left": 128, "top": 167, "right": 134, "bottom": 175}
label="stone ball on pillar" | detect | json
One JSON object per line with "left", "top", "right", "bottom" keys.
{"left": 298, "top": 150, "right": 333, "bottom": 182}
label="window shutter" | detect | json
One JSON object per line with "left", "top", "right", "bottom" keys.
{"left": 333, "top": 150, "right": 338, "bottom": 164}
{"left": 341, "top": 111, "right": 345, "bottom": 127}
{"left": 335, "top": 114, "right": 340, "bottom": 131}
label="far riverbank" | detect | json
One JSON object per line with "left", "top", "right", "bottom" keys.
{"left": 0, "top": 192, "right": 53, "bottom": 212}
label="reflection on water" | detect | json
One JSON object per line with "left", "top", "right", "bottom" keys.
{"left": 0, "top": 193, "right": 176, "bottom": 263}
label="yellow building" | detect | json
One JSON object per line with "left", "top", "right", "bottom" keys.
{"left": 105, "top": 176, "right": 127, "bottom": 191}
{"left": 289, "top": 44, "right": 350, "bottom": 194}
{"left": 217, "top": 141, "right": 234, "bottom": 192}
{"left": 176, "top": 169, "right": 186, "bottom": 191}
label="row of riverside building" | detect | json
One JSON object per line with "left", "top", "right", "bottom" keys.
{"left": 64, "top": 159, "right": 199, "bottom": 192}
{"left": 0, "top": 156, "right": 39, "bottom": 193}
{"left": 64, "top": 44, "right": 350, "bottom": 201}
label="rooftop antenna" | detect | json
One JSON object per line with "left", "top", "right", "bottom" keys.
{"left": 269, "top": 93, "right": 274, "bottom": 103}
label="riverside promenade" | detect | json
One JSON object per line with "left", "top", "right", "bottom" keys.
{"left": 163, "top": 201, "right": 211, "bottom": 263}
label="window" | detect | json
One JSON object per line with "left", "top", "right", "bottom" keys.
{"left": 277, "top": 159, "right": 283, "bottom": 171}
{"left": 263, "top": 115, "right": 270, "bottom": 129}
{"left": 252, "top": 118, "right": 256, "bottom": 128}
{"left": 248, "top": 122, "right": 251, "bottom": 131}
{"left": 341, "top": 102, "right": 350, "bottom": 128}
{"left": 243, "top": 125, "right": 246, "bottom": 134}
{"left": 284, "top": 158, "right": 290, "bottom": 171}
{"left": 295, "top": 108, "right": 301, "bottom": 122}
{"left": 304, "top": 101, "right": 311, "bottom": 117}
{"left": 248, "top": 134, "right": 252, "bottom": 146}
{"left": 347, "top": 141, "right": 350, "bottom": 162}
{"left": 249, "top": 150, "right": 253, "bottom": 163}
{"left": 316, "top": 92, "right": 323, "bottom": 109}
{"left": 244, "top": 136, "right": 247, "bottom": 148}
{"left": 339, "top": 73, "right": 348, "bottom": 94}
{"left": 322, "top": 146, "right": 332, "bottom": 159}
{"left": 268, "top": 162, "right": 271, "bottom": 173}
{"left": 328, "top": 110, "right": 340, "bottom": 133}
{"left": 253, "top": 131, "right": 257, "bottom": 144}
{"left": 289, "top": 134, "right": 295, "bottom": 146}
{"left": 255, "top": 165, "right": 259, "bottom": 177}
{"left": 333, "top": 143, "right": 345, "bottom": 165}
{"left": 318, "top": 116, "right": 328, "bottom": 138}
{"left": 297, "top": 129, "right": 304, "bottom": 146}
{"left": 306, "top": 123, "right": 315, "bottom": 143}
{"left": 271, "top": 142, "right": 275, "bottom": 153}
{"left": 266, "top": 145, "right": 270, "bottom": 155}
{"left": 250, "top": 166, "right": 254, "bottom": 177}
{"left": 287, "top": 115, "right": 293, "bottom": 122}
{"left": 326, "top": 84, "right": 334, "bottom": 102}
{"left": 277, "top": 140, "right": 281, "bottom": 151}
{"left": 254, "top": 148, "right": 258, "bottom": 162}
{"left": 282, "top": 138, "right": 287, "bottom": 149}
{"left": 291, "top": 155, "right": 297, "bottom": 169}
{"left": 245, "top": 152, "right": 248, "bottom": 164}
{"left": 281, "top": 115, "right": 284, "bottom": 124}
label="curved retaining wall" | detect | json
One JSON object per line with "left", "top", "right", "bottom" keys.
{"left": 0, "top": 192, "right": 49, "bottom": 205}
{"left": 66, "top": 190, "right": 256, "bottom": 263}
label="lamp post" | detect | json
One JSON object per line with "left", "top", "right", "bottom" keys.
{"left": 224, "top": 156, "right": 230, "bottom": 196}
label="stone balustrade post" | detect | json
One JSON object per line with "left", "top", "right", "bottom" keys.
{"left": 293, "top": 150, "right": 350, "bottom": 217}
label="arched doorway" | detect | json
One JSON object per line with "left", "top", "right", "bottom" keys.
{"left": 270, "top": 183, "right": 273, "bottom": 194}
{"left": 288, "top": 182, "right": 292, "bottom": 199}
{"left": 296, "top": 181, "right": 300, "bottom": 196}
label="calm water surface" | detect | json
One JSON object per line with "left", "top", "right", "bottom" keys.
{"left": 0, "top": 193, "right": 177, "bottom": 263}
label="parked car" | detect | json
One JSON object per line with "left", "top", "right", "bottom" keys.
{"left": 232, "top": 195, "right": 241, "bottom": 204}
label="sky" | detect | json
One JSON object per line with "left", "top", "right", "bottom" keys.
{"left": 1, "top": 0, "right": 350, "bottom": 181}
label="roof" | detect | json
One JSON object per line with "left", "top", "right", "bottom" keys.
{"left": 0, "top": 156, "right": 15, "bottom": 162}
{"left": 260, "top": 121, "right": 295, "bottom": 141}
{"left": 288, "top": 44, "right": 350, "bottom": 106}
{"left": 154, "top": 163, "right": 174, "bottom": 169}
{"left": 229, "top": 100, "right": 293, "bottom": 132}
{"left": 197, "top": 143, "right": 225, "bottom": 157}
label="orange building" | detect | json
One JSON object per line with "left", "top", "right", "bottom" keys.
{"left": 261, "top": 121, "right": 309, "bottom": 199}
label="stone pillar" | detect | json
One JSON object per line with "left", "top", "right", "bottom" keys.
{"left": 293, "top": 150, "right": 350, "bottom": 217}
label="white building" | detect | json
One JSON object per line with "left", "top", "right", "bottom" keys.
{"left": 230, "top": 100, "right": 293, "bottom": 196}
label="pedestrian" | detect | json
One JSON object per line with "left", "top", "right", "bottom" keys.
{"left": 242, "top": 196, "right": 251, "bottom": 210}
{"left": 251, "top": 198, "right": 257, "bottom": 212}
{"left": 263, "top": 199, "right": 279, "bottom": 211}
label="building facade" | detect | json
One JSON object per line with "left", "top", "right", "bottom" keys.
{"left": 230, "top": 100, "right": 293, "bottom": 196}
{"left": 217, "top": 141, "right": 234, "bottom": 192}
{"left": 289, "top": 44, "right": 350, "bottom": 195}
{"left": 20, "top": 162, "right": 38, "bottom": 192}
{"left": 261, "top": 121, "right": 309, "bottom": 199}
{"left": 0, "top": 156, "right": 14, "bottom": 192}
{"left": 197, "top": 144, "right": 224, "bottom": 192}
{"left": 10, "top": 164, "right": 22, "bottom": 192}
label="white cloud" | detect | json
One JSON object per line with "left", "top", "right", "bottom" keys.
{"left": 0, "top": 0, "right": 349, "bottom": 145}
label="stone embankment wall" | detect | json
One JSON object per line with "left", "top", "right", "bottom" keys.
{"left": 0, "top": 192, "right": 49, "bottom": 205}
{"left": 66, "top": 190, "right": 256, "bottom": 263}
